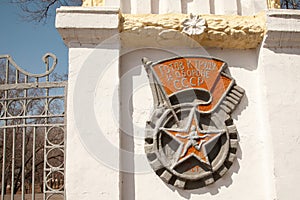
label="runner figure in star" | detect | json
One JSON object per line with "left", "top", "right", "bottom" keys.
{"left": 176, "top": 125, "right": 208, "bottom": 157}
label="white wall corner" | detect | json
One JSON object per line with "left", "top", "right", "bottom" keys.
{"left": 260, "top": 8, "right": 300, "bottom": 200}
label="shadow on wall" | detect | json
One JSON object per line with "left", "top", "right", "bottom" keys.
{"left": 119, "top": 48, "right": 183, "bottom": 200}
{"left": 168, "top": 96, "right": 248, "bottom": 199}
{"left": 206, "top": 47, "right": 260, "bottom": 71}
{"left": 267, "top": 47, "right": 300, "bottom": 55}
{"left": 172, "top": 144, "right": 242, "bottom": 198}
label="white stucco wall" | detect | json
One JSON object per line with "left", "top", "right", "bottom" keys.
{"left": 63, "top": 39, "right": 300, "bottom": 200}
{"left": 262, "top": 10, "right": 300, "bottom": 199}
{"left": 62, "top": 39, "right": 277, "bottom": 200}
{"left": 119, "top": 47, "right": 275, "bottom": 200}
{"left": 259, "top": 47, "right": 300, "bottom": 200}
{"left": 56, "top": 6, "right": 300, "bottom": 200}
{"left": 66, "top": 47, "right": 120, "bottom": 199}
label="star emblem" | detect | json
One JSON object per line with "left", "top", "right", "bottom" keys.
{"left": 161, "top": 107, "right": 225, "bottom": 167}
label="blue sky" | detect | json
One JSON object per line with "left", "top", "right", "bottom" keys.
{"left": 0, "top": 0, "right": 69, "bottom": 75}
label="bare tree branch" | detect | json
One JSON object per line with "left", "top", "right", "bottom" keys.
{"left": 10, "top": 0, "right": 82, "bottom": 23}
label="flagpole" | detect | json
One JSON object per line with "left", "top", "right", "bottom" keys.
{"left": 142, "top": 57, "right": 180, "bottom": 125}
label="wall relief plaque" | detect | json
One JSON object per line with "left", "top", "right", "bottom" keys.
{"left": 142, "top": 56, "right": 244, "bottom": 190}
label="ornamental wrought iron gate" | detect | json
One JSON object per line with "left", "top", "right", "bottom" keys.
{"left": 0, "top": 54, "right": 66, "bottom": 200}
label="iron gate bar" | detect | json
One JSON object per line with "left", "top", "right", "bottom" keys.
{"left": 2, "top": 124, "right": 65, "bottom": 128}
{"left": 32, "top": 127, "right": 36, "bottom": 200}
{"left": 0, "top": 53, "right": 67, "bottom": 200}
{"left": 1, "top": 129, "right": 6, "bottom": 200}
{"left": 0, "top": 82, "right": 67, "bottom": 90}
{"left": 0, "top": 55, "right": 57, "bottom": 78}
{"left": 1, "top": 115, "right": 65, "bottom": 121}
{"left": 11, "top": 128, "right": 15, "bottom": 200}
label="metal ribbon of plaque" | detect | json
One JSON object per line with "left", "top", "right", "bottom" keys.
{"left": 142, "top": 56, "right": 244, "bottom": 190}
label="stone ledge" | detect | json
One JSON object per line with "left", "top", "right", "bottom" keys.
{"left": 57, "top": 6, "right": 119, "bottom": 14}
{"left": 56, "top": 6, "right": 121, "bottom": 47}
{"left": 121, "top": 13, "right": 266, "bottom": 49}
{"left": 267, "top": 9, "right": 300, "bottom": 32}
{"left": 56, "top": 6, "right": 120, "bottom": 29}
{"left": 56, "top": 6, "right": 266, "bottom": 49}
{"left": 265, "top": 9, "right": 300, "bottom": 48}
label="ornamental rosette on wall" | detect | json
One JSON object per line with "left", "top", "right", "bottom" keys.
{"left": 181, "top": 14, "right": 207, "bottom": 36}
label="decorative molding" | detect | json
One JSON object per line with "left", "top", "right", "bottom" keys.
{"left": 56, "top": 6, "right": 266, "bottom": 49}
{"left": 181, "top": 14, "right": 206, "bottom": 36}
{"left": 265, "top": 9, "right": 300, "bottom": 48}
{"left": 56, "top": 7, "right": 121, "bottom": 47}
{"left": 122, "top": 12, "right": 266, "bottom": 49}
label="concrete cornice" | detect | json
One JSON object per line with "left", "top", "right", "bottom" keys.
{"left": 56, "top": 6, "right": 266, "bottom": 49}
{"left": 265, "top": 9, "right": 300, "bottom": 48}
{"left": 56, "top": 6, "right": 121, "bottom": 47}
